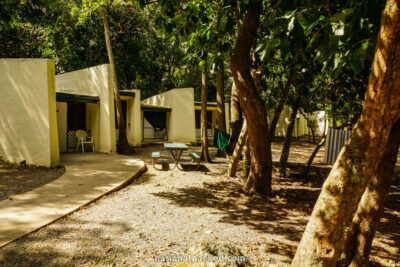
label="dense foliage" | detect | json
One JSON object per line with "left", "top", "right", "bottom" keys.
{"left": 0, "top": 0, "right": 385, "bottom": 120}
{"left": 0, "top": 0, "right": 224, "bottom": 99}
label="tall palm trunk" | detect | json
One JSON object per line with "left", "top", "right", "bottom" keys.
{"left": 291, "top": 1, "right": 400, "bottom": 265}
{"left": 201, "top": 59, "right": 212, "bottom": 162}
{"left": 99, "top": 7, "right": 131, "bottom": 154}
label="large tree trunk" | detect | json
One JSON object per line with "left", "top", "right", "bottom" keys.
{"left": 291, "top": 1, "right": 400, "bottom": 266}
{"left": 279, "top": 98, "right": 300, "bottom": 176}
{"left": 201, "top": 59, "right": 212, "bottom": 162}
{"left": 228, "top": 120, "right": 247, "bottom": 177}
{"left": 216, "top": 62, "right": 226, "bottom": 132}
{"left": 343, "top": 119, "right": 400, "bottom": 267}
{"left": 230, "top": 0, "right": 272, "bottom": 195}
{"left": 99, "top": 8, "right": 131, "bottom": 154}
{"left": 269, "top": 63, "right": 296, "bottom": 139}
{"left": 227, "top": 82, "right": 242, "bottom": 155}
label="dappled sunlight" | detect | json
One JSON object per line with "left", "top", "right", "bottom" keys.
{"left": 0, "top": 218, "right": 134, "bottom": 266}
{"left": 0, "top": 152, "right": 144, "bottom": 247}
{"left": 0, "top": 143, "right": 398, "bottom": 266}
{"left": 152, "top": 179, "right": 311, "bottom": 242}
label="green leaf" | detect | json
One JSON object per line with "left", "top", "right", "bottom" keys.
{"left": 218, "top": 14, "right": 228, "bottom": 32}
{"left": 330, "top": 12, "right": 345, "bottom": 22}
{"left": 282, "top": 9, "right": 296, "bottom": 19}
{"left": 199, "top": 60, "right": 205, "bottom": 68}
{"left": 305, "top": 15, "right": 325, "bottom": 36}
{"left": 260, "top": 49, "right": 267, "bottom": 62}
{"left": 155, "top": 16, "right": 163, "bottom": 29}
{"left": 349, "top": 50, "right": 365, "bottom": 74}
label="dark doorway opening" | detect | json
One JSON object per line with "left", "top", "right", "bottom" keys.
{"left": 67, "top": 102, "right": 86, "bottom": 150}
{"left": 143, "top": 111, "right": 167, "bottom": 140}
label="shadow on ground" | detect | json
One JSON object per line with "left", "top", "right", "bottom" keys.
{"left": 0, "top": 163, "right": 65, "bottom": 201}
{"left": 0, "top": 218, "right": 133, "bottom": 267}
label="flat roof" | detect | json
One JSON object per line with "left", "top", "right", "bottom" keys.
{"left": 120, "top": 90, "right": 135, "bottom": 97}
{"left": 56, "top": 92, "right": 99, "bottom": 103}
{"left": 194, "top": 102, "right": 228, "bottom": 108}
{"left": 141, "top": 104, "right": 172, "bottom": 112}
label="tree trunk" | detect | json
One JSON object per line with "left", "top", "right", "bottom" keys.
{"left": 201, "top": 59, "right": 212, "bottom": 162}
{"left": 227, "top": 81, "right": 242, "bottom": 155}
{"left": 303, "top": 137, "right": 326, "bottom": 179}
{"left": 216, "top": 61, "right": 226, "bottom": 132}
{"left": 291, "top": 1, "right": 400, "bottom": 266}
{"left": 269, "top": 63, "right": 296, "bottom": 140}
{"left": 343, "top": 119, "right": 400, "bottom": 267}
{"left": 243, "top": 137, "right": 251, "bottom": 178}
{"left": 230, "top": 0, "right": 272, "bottom": 195}
{"left": 99, "top": 8, "right": 131, "bottom": 154}
{"left": 228, "top": 120, "right": 247, "bottom": 177}
{"left": 332, "top": 112, "right": 337, "bottom": 128}
{"left": 302, "top": 117, "right": 327, "bottom": 178}
{"left": 216, "top": 61, "right": 226, "bottom": 157}
{"left": 311, "top": 126, "right": 316, "bottom": 143}
{"left": 279, "top": 98, "right": 300, "bottom": 176}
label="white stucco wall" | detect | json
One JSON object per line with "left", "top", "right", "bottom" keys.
{"left": 142, "top": 88, "right": 196, "bottom": 143}
{"left": 269, "top": 109, "right": 308, "bottom": 137}
{"left": 55, "top": 64, "right": 116, "bottom": 153}
{"left": 312, "top": 111, "right": 328, "bottom": 135}
{"left": 143, "top": 118, "right": 155, "bottom": 139}
{"left": 0, "top": 59, "right": 59, "bottom": 167}
{"left": 56, "top": 102, "right": 68, "bottom": 152}
{"left": 86, "top": 102, "right": 100, "bottom": 151}
{"left": 125, "top": 89, "right": 142, "bottom": 147}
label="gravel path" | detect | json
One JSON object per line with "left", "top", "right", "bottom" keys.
{"left": 0, "top": 142, "right": 398, "bottom": 267}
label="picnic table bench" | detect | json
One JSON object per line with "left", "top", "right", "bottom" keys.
{"left": 152, "top": 143, "right": 201, "bottom": 171}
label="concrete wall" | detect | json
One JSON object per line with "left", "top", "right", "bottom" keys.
{"left": 312, "top": 111, "right": 328, "bottom": 135}
{"left": 142, "top": 88, "right": 196, "bottom": 143}
{"left": 143, "top": 118, "right": 155, "bottom": 139}
{"left": 56, "top": 102, "right": 68, "bottom": 152}
{"left": 86, "top": 102, "right": 100, "bottom": 151}
{"left": 124, "top": 89, "right": 142, "bottom": 147}
{"left": 269, "top": 109, "right": 308, "bottom": 137}
{"left": 55, "top": 64, "right": 116, "bottom": 153}
{"left": 0, "top": 59, "right": 59, "bottom": 167}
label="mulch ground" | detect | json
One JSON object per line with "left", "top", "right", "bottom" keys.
{"left": 0, "top": 159, "right": 65, "bottom": 201}
{"left": 0, "top": 140, "right": 398, "bottom": 267}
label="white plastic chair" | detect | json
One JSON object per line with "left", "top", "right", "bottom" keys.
{"left": 75, "top": 130, "right": 94, "bottom": 153}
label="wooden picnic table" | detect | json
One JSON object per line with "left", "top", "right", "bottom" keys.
{"left": 164, "top": 143, "right": 188, "bottom": 170}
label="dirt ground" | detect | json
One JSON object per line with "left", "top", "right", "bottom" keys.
{"left": 0, "top": 140, "right": 398, "bottom": 267}
{"left": 0, "top": 159, "right": 65, "bottom": 201}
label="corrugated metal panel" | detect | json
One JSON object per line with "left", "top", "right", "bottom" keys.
{"left": 324, "top": 128, "right": 352, "bottom": 164}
